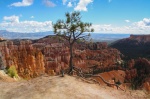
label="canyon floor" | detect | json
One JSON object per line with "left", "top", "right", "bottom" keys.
{"left": 0, "top": 72, "right": 149, "bottom": 99}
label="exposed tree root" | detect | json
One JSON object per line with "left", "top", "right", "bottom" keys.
{"left": 90, "top": 75, "right": 126, "bottom": 91}
{"left": 65, "top": 66, "right": 126, "bottom": 92}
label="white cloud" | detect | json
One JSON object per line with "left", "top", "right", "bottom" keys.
{"left": 30, "top": 16, "right": 34, "bottom": 18}
{"left": 1, "top": 15, "right": 150, "bottom": 34}
{"left": 0, "top": 15, "right": 53, "bottom": 33}
{"left": 92, "top": 18, "right": 150, "bottom": 34}
{"left": 135, "top": 18, "right": 150, "bottom": 27}
{"left": 62, "top": 0, "right": 67, "bottom": 5}
{"left": 125, "top": 20, "right": 130, "bottom": 23}
{"left": 43, "top": 0, "right": 56, "bottom": 7}
{"left": 3, "top": 15, "right": 19, "bottom": 23}
{"left": 74, "top": 0, "right": 93, "bottom": 11}
{"left": 67, "top": 2, "right": 72, "bottom": 7}
{"left": 92, "top": 24, "right": 113, "bottom": 33}
{"left": 10, "top": 0, "right": 33, "bottom": 7}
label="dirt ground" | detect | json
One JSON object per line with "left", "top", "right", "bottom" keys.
{"left": 0, "top": 73, "right": 149, "bottom": 99}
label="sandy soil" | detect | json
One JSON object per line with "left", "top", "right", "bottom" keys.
{"left": 0, "top": 74, "right": 149, "bottom": 99}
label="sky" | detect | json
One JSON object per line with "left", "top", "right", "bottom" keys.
{"left": 0, "top": 0, "right": 150, "bottom": 34}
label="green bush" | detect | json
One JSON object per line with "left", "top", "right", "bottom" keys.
{"left": 7, "top": 66, "right": 18, "bottom": 78}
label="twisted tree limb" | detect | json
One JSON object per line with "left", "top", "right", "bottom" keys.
{"left": 65, "top": 66, "right": 126, "bottom": 91}
{"left": 90, "top": 75, "right": 126, "bottom": 91}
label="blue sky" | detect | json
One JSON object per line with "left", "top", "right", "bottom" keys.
{"left": 0, "top": 0, "right": 150, "bottom": 34}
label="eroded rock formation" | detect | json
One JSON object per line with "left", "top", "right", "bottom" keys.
{"left": 0, "top": 40, "right": 45, "bottom": 79}
{"left": 125, "top": 58, "right": 150, "bottom": 91}
{"left": 0, "top": 36, "right": 122, "bottom": 79}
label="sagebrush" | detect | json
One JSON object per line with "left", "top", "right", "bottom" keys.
{"left": 7, "top": 66, "right": 18, "bottom": 78}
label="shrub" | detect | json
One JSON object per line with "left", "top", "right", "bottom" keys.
{"left": 7, "top": 66, "right": 18, "bottom": 78}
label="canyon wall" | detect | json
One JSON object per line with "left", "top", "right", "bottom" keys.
{"left": 0, "top": 40, "right": 45, "bottom": 79}
{"left": 110, "top": 34, "right": 150, "bottom": 59}
{"left": 0, "top": 36, "right": 122, "bottom": 79}
{"left": 129, "top": 34, "right": 150, "bottom": 42}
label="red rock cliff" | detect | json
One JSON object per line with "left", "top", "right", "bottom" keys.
{"left": 0, "top": 36, "right": 122, "bottom": 79}
{"left": 0, "top": 40, "right": 45, "bottom": 79}
{"left": 129, "top": 34, "right": 150, "bottom": 42}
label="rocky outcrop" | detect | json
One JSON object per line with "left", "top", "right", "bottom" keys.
{"left": 42, "top": 44, "right": 70, "bottom": 75}
{"left": 110, "top": 34, "right": 150, "bottom": 59}
{"left": 0, "top": 35, "right": 122, "bottom": 79}
{"left": 35, "top": 36, "right": 122, "bottom": 74}
{"left": 129, "top": 34, "right": 150, "bottom": 42}
{"left": 125, "top": 58, "right": 150, "bottom": 90}
{"left": 73, "top": 48, "right": 121, "bottom": 73}
{"left": 0, "top": 40, "right": 45, "bottom": 79}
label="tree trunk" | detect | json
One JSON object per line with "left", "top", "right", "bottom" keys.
{"left": 69, "top": 44, "right": 73, "bottom": 74}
